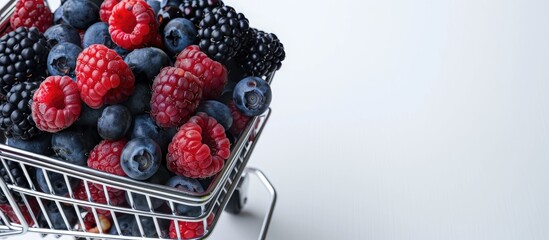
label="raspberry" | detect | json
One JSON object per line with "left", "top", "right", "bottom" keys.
{"left": 100, "top": 0, "right": 121, "bottom": 23}
{"left": 10, "top": 0, "right": 53, "bottom": 33}
{"left": 108, "top": 0, "right": 160, "bottom": 50}
{"left": 0, "top": 198, "right": 37, "bottom": 225}
{"left": 150, "top": 67, "right": 203, "bottom": 128}
{"left": 74, "top": 181, "right": 126, "bottom": 216}
{"left": 227, "top": 100, "right": 250, "bottom": 136}
{"left": 175, "top": 45, "right": 228, "bottom": 100}
{"left": 32, "top": 76, "right": 81, "bottom": 133}
{"left": 82, "top": 212, "right": 112, "bottom": 233}
{"left": 168, "top": 214, "right": 214, "bottom": 239}
{"left": 167, "top": 112, "right": 230, "bottom": 178}
{"left": 76, "top": 44, "right": 135, "bottom": 109}
{"left": 87, "top": 139, "right": 128, "bottom": 192}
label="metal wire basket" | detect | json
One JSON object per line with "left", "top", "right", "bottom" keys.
{"left": 0, "top": 1, "right": 277, "bottom": 239}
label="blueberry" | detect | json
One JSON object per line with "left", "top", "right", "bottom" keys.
{"left": 36, "top": 160, "right": 79, "bottom": 196}
{"left": 122, "top": 83, "right": 152, "bottom": 115}
{"left": 62, "top": 0, "right": 100, "bottom": 30}
{"left": 197, "top": 100, "right": 232, "bottom": 130}
{"left": 162, "top": 18, "right": 197, "bottom": 57}
{"left": 38, "top": 201, "right": 78, "bottom": 230}
{"left": 125, "top": 167, "right": 169, "bottom": 211}
{"left": 83, "top": 22, "right": 116, "bottom": 49}
{"left": 52, "top": 130, "right": 96, "bottom": 166}
{"left": 132, "top": 217, "right": 169, "bottom": 237}
{"left": 165, "top": 176, "right": 204, "bottom": 216}
{"left": 6, "top": 134, "right": 52, "bottom": 155}
{"left": 146, "top": 0, "right": 161, "bottom": 15}
{"left": 114, "top": 46, "right": 131, "bottom": 58}
{"left": 97, "top": 105, "right": 132, "bottom": 140}
{"left": 109, "top": 214, "right": 136, "bottom": 236}
{"left": 47, "top": 42, "right": 82, "bottom": 79}
{"left": 130, "top": 115, "right": 172, "bottom": 153}
{"left": 160, "top": 0, "right": 182, "bottom": 8}
{"left": 75, "top": 105, "right": 105, "bottom": 127}
{"left": 121, "top": 137, "right": 161, "bottom": 180}
{"left": 124, "top": 47, "right": 170, "bottom": 83}
{"left": 233, "top": 77, "right": 272, "bottom": 116}
{"left": 88, "top": 0, "right": 103, "bottom": 8}
{"left": 53, "top": 6, "right": 65, "bottom": 24}
{"left": 44, "top": 24, "right": 80, "bottom": 48}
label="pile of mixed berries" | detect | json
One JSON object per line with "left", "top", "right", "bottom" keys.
{"left": 0, "top": 0, "right": 284, "bottom": 237}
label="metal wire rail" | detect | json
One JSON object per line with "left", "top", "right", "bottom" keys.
{"left": 0, "top": 2, "right": 278, "bottom": 238}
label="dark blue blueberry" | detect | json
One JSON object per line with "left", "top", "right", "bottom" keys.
{"left": 165, "top": 176, "right": 204, "bottom": 216}
{"left": 122, "top": 83, "right": 151, "bottom": 115}
{"left": 38, "top": 201, "right": 78, "bottom": 230}
{"left": 51, "top": 130, "right": 96, "bottom": 166}
{"left": 131, "top": 217, "right": 169, "bottom": 237}
{"left": 233, "top": 77, "right": 272, "bottom": 116}
{"left": 160, "top": 0, "right": 182, "bottom": 8}
{"left": 6, "top": 134, "right": 52, "bottom": 155}
{"left": 162, "top": 18, "right": 197, "bottom": 57}
{"left": 36, "top": 161, "right": 79, "bottom": 196}
{"left": 97, "top": 105, "right": 132, "bottom": 140}
{"left": 75, "top": 105, "right": 105, "bottom": 127}
{"left": 47, "top": 42, "right": 82, "bottom": 79}
{"left": 146, "top": 0, "right": 161, "bottom": 15}
{"left": 130, "top": 115, "right": 172, "bottom": 153}
{"left": 121, "top": 137, "right": 161, "bottom": 180}
{"left": 124, "top": 47, "right": 170, "bottom": 83}
{"left": 53, "top": 5, "right": 65, "bottom": 24}
{"left": 83, "top": 22, "right": 116, "bottom": 49}
{"left": 114, "top": 45, "right": 131, "bottom": 58}
{"left": 125, "top": 167, "right": 169, "bottom": 211}
{"left": 109, "top": 214, "right": 136, "bottom": 236}
{"left": 44, "top": 24, "right": 81, "bottom": 48}
{"left": 88, "top": 0, "right": 103, "bottom": 8}
{"left": 197, "top": 100, "right": 232, "bottom": 130}
{"left": 62, "top": 0, "right": 100, "bottom": 30}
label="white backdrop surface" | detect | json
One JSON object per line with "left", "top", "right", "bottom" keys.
{"left": 4, "top": 0, "right": 549, "bottom": 239}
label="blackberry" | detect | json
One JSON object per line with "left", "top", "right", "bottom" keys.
{"left": 158, "top": 6, "right": 183, "bottom": 31}
{"left": 179, "top": 0, "right": 224, "bottom": 27}
{"left": 198, "top": 5, "right": 249, "bottom": 63}
{"left": 0, "top": 27, "right": 49, "bottom": 96}
{"left": 0, "top": 82, "right": 43, "bottom": 140}
{"left": 238, "top": 28, "right": 285, "bottom": 77}
{"left": 0, "top": 160, "right": 28, "bottom": 204}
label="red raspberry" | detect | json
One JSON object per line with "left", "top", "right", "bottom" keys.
{"left": 87, "top": 139, "right": 128, "bottom": 192}
{"left": 175, "top": 45, "right": 228, "bottom": 100}
{"left": 227, "top": 100, "right": 250, "bottom": 136}
{"left": 76, "top": 44, "right": 135, "bottom": 109}
{"left": 108, "top": 0, "right": 160, "bottom": 50}
{"left": 100, "top": 0, "right": 121, "bottom": 23}
{"left": 74, "top": 181, "right": 126, "bottom": 216}
{"left": 150, "top": 67, "right": 203, "bottom": 128}
{"left": 167, "top": 113, "right": 230, "bottom": 178}
{"left": 169, "top": 214, "right": 214, "bottom": 239}
{"left": 32, "top": 76, "right": 81, "bottom": 133}
{"left": 82, "top": 213, "right": 112, "bottom": 233}
{"left": 0, "top": 199, "right": 37, "bottom": 225}
{"left": 10, "top": 0, "right": 52, "bottom": 32}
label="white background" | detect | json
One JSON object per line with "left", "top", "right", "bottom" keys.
{"left": 6, "top": 0, "right": 549, "bottom": 239}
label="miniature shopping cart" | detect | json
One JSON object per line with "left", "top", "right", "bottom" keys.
{"left": 0, "top": 1, "right": 277, "bottom": 239}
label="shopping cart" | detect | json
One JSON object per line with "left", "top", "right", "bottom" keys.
{"left": 0, "top": 1, "right": 277, "bottom": 239}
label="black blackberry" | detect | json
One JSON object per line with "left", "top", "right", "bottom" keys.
{"left": 238, "top": 28, "right": 285, "bottom": 77}
{"left": 0, "top": 27, "right": 49, "bottom": 96}
{"left": 179, "top": 0, "right": 224, "bottom": 27}
{"left": 0, "top": 160, "right": 28, "bottom": 204}
{"left": 0, "top": 82, "right": 43, "bottom": 140}
{"left": 157, "top": 6, "right": 184, "bottom": 31}
{"left": 198, "top": 5, "right": 249, "bottom": 63}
